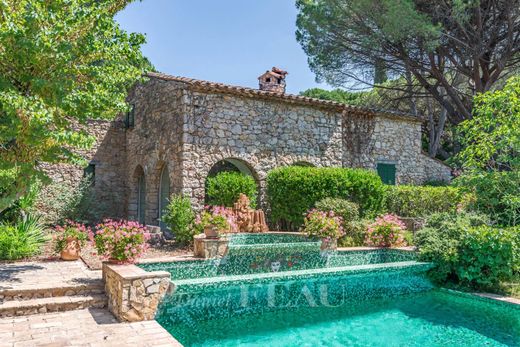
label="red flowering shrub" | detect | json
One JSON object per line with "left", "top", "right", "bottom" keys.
{"left": 365, "top": 214, "right": 406, "bottom": 247}
{"left": 92, "top": 220, "right": 149, "bottom": 263}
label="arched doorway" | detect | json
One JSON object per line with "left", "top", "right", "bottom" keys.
{"left": 158, "top": 165, "right": 170, "bottom": 230}
{"left": 205, "top": 158, "right": 259, "bottom": 206}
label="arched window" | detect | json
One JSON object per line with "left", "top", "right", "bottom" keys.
{"left": 158, "top": 166, "right": 170, "bottom": 230}
{"left": 137, "top": 174, "right": 146, "bottom": 224}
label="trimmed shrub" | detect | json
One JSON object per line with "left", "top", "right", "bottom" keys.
{"left": 267, "top": 166, "right": 386, "bottom": 229}
{"left": 365, "top": 214, "right": 407, "bottom": 247}
{"left": 206, "top": 172, "right": 257, "bottom": 208}
{"left": 315, "top": 198, "right": 365, "bottom": 247}
{"left": 415, "top": 212, "right": 519, "bottom": 288}
{"left": 385, "top": 185, "right": 465, "bottom": 218}
{"left": 302, "top": 209, "right": 344, "bottom": 240}
{"left": 315, "top": 198, "right": 359, "bottom": 223}
{"left": 0, "top": 215, "right": 48, "bottom": 260}
{"left": 161, "top": 195, "right": 196, "bottom": 245}
{"left": 454, "top": 171, "right": 520, "bottom": 227}
{"left": 338, "top": 219, "right": 369, "bottom": 247}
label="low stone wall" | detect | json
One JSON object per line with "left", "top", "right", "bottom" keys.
{"left": 102, "top": 263, "right": 171, "bottom": 322}
{"left": 193, "top": 234, "right": 229, "bottom": 258}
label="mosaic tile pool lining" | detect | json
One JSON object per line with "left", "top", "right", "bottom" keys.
{"left": 141, "top": 233, "right": 520, "bottom": 346}
{"left": 139, "top": 233, "right": 417, "bottom": 280}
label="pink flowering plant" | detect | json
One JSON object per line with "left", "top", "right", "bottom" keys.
{"left": 92, "top": 220, "right": 149, "bottom": 263}
{"left": 53, "top": 220, "right": 91, "bottom": 254}
{"left": 302, "top": 209, "right": 344, "bottom": 240}
{"left": 194, "top": 206, "right": 238, "bottom": 235}
{"left": 365, "top": 214, "right": 407, "bottom": 247}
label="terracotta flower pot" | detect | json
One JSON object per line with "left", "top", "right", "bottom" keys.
{"left": 204, "top": 224, "right": 220, "bottom": 239}
{"left": 60, "top": 237, "right": 81, "bottom": 261}
{"left": 320, "top": 237, "right": 337, "bottom": 251}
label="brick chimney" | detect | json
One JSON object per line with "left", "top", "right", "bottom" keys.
{"left": 258, "top": 67, "right": 288, "bottom": 93}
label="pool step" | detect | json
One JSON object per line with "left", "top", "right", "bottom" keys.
{"left": 0, "top": 294, "right": 107, "bottom": 317}
{"left": 171, "top": 261, "right": 433, "bottom": 294}
{"left": 0, "top": 280, "right": 105, "bottom": 302}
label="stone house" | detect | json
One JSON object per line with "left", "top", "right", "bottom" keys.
{"left": 50, "top": 68, "right": 451, "bottom": 228}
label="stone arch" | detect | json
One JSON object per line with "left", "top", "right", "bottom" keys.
{"left": 204, "top": 157, "right": 260, "bottom": 206}
{"left": 128, "top": 165, "right": 146, "bottom": 224}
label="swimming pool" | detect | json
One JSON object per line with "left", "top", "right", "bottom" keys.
{"left": 141, "top": 233, "right": 520, "bottom": 346}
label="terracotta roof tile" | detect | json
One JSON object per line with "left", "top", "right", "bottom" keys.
{"left": 146, "top": 72, "right": 422, "bottom": 123}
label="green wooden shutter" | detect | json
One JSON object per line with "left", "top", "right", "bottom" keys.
{"left": 377, "top": 163, "right": 396, "bottom": 185}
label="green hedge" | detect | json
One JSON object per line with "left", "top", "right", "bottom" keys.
{"left": 266, "top": 166, "right": 385, "bottom": 229}
{"left": 454, "top": 171, "right": 520, "bottom": 227}
{"left": 206, "top": 172, "right": 258, "bottom": 208}
{"left": 385, "top": 185, "right": 465, "bottom": 218}
{"left": 415, "top": 212, "right": 519, "bottom": 288}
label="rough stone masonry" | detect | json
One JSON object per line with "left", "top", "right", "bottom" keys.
{"left": 47, "top": 68, "right": 451, "bottom": 228}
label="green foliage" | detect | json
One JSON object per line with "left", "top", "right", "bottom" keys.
{"left": 385, "top": 185, "right": 466, "bottom": 218}
{"left": 299, "top": 88, "right": 368, "bottom": 105}
{"left": 338, "top": 219, "right": 370, "bottom": 247}
{"left": 53, "top": 220, "right": 90, "bottom": 254}
{"left": 456, "top": 226, "right": 518, "bottom": 288}
{"left": 206, "top": 172, "right": 257, "bottom": 208}
{"left": 33, "top": 175, "right": 107, "bottom": 225}
{"left": 454, "top": 171, "right": 520, "bottom": 227}
{"left": 414, "top": 212, "right": 518, "bottom": 288}
{"left": 0, "top": 0, "right": 149, "bottom": 213}
{"left": 458, "top": 76, "right": 520, "bottom": 171}
{"left": 266, "top": 166, "right": 386, "bottom": 229}
{"left": 315, "top": 198, "right": 365, "bottom": 246}
{"left": 161, "top": 195, "right": 196, "bottom": 245}
{"left": 194, "top": 211, "right": 231, "bottom": 236}
{"left": 0, "top": 215, "right": 48, "bottom": 260}
{"left": 315, "top": 198, "right": 360, "bottom": 223}
{"left": 302, "top": 209, "right": 344, "bottom": 240}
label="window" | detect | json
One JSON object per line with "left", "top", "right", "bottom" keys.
{"left": 265, "top": 77, "right": 271, "bottom": 83}
{"left": 125, "top": 104, "right": 135, "bottom": 128}
{"left": 83, "top": 163, "right": 95, "bottom": 186}
{"left": 137, "top": 175, "right": 146, "bottom": 224}
{"left": 377, "top": 163, "right": 396, "bottom": 185}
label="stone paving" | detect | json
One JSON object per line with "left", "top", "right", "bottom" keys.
{"left": 0, "top": 261, "right": 101, "bottom": 291}
{"left": 0, "top": 308, "right": 181, "bottom": 347}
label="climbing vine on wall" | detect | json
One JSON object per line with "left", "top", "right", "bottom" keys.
{"left": 342, "top": 112, "right": 376, "bottom": 167}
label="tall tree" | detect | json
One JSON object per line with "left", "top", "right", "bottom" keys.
{"left": 296, "top": 0, "right": 520, "bottom": 125}
{"left": 0, "top": 0, "right": 149, "bottom": 212}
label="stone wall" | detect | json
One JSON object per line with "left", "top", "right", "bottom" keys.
{"left": 125, "top": 78, "right": 185, "bottom": 225}
{"left": 37, "top": 119, "right": 128, "bottom": 223}
{"left": 181, "top": 89, "right": 344, "bottom": 209}
{"left": 102, "top": 263, "right": 171, "bottom": 322}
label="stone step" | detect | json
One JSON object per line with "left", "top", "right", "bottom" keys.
{"left": 0, "top": 294, "right": 107, "bottom": 318}
{"left": 0, "top": 280, "right": 105, "bottom": 302}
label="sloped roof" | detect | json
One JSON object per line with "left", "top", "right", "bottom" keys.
{"left": 146, "top": 72, "right": 422, "bottom": 123}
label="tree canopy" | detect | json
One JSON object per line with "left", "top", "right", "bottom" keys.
{"left": 296, "top": 0, "right": 520, "bottom": 125}
{"left": 0, "top": 0, "right": 149, "bottom": 212}
{"left": 457, "top": 76, "right": 520, "bottom": 171}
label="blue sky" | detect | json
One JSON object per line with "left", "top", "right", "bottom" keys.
{"left": 115, "top": 0, "right": 331, "bottom": 94}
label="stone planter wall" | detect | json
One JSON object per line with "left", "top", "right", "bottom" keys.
{"left": 102, "top": 263, "right": 171, "bottom": 322}
{"left": 193, "top": 234, "right": 229, "bottom": 258}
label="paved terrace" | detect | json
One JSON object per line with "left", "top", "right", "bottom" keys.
{"left": 0, "top": 308, "right": 180, "bottom": 347}
{"left": 0, "top": 261, "right": 181, "bottom": 346}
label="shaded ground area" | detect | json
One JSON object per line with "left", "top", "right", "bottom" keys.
{"left": 0, "top": 308, "right": 181, "bottom": 347}
{"left": 0, "top": 239, "right": 192, "bottom": 271}
{"left": 0, "top": 260, "right": 100, "bottom": 291}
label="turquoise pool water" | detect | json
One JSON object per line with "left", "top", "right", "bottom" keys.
{"left": 161, "top": 290, "right": 520, "bottom": 347}
{"left": 146, "top": 234, "right": 520, "bottom": 346}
